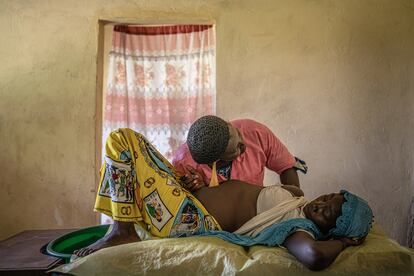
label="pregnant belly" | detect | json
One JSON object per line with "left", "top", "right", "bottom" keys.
{"left": 193, "top": 181, "right": 262, "bottom": 232}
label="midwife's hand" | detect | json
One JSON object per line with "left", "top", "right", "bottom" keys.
{"left": 180, "top": 165, "right": 206, "bottom": 192}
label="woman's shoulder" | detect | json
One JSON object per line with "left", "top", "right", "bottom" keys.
{"left": 281, "top": 185, "right": 304, "bottom": 197}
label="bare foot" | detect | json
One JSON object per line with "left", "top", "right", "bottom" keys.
{"left": 74, "top": 222, "right": 140, "bottom": 257}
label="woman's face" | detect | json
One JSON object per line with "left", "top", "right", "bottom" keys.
{"left": 219, "top": 124, "right": 246, "bottom": 161}
{"left": 304, "top": 193, "right": 345, "bottom": 233}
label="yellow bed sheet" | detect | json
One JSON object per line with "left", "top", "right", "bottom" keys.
{"left": 53, "top": 223, "right": 414, "bottom": 275}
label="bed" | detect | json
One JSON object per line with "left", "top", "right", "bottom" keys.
{"left": 52, "top": 223, "right": 414, "bottom": 275}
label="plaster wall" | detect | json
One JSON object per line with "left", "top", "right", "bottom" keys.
{"left": 0, "top": 0, "right": 413, "bottom": 245}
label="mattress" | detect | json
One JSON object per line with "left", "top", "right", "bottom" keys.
{"left": 52, "top": 223, "right": 414, "bottom": 275}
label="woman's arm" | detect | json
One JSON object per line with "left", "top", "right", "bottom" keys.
{"left": 283, "top": 231, "right": 346, "bottom": 270}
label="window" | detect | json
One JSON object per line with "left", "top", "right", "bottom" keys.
{"left": 97, "top": 22, "right": 216, "bottom": 224}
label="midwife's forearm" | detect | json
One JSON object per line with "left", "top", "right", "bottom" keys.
{"left": 280, "top": 168, "right": 300, "bottom": 187}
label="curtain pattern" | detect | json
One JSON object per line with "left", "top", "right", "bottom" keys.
{"left": 103, "top": 25, "right": 216, "bottom": 161}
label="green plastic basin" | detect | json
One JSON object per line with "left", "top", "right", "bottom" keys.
{"left": 46, "top": 224, "right": 110, "bottom": 263}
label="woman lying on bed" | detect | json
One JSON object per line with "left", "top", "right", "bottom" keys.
{"left": 75, "top": 129, "right": 373, "bottom": 271}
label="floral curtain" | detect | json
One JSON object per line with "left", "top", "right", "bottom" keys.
{"left": 101, "top": 24, "right": 216, "bottom": 224}
{"left": 103, "top": 24, "right": 216, "bottom": 161}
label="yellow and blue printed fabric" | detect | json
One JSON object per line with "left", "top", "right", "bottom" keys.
{"left": 94, "top": 128, "right": 220, "bottom": 238}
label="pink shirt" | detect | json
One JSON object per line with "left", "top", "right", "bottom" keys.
{"left": 172, "top": 119, "right": 295, "bottom": 186}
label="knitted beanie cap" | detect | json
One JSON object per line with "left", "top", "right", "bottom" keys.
{"left": 187, "top": 115, "right": 230, "bottom": 164}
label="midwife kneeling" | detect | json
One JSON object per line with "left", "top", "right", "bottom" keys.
{"left": 75, "top": 129, "right": 373, "bottom": 271}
